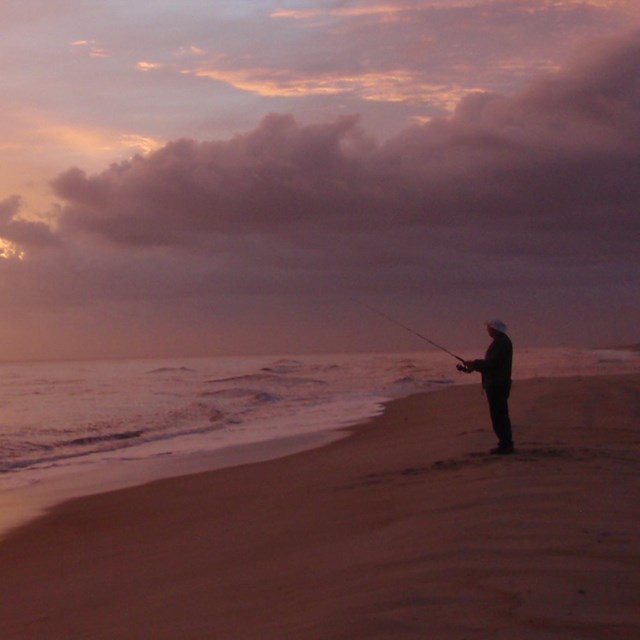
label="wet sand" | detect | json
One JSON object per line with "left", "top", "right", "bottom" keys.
{"left": 1, "top": 374, "right": 639, "bottom": 639}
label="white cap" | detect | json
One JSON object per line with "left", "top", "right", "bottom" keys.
{"left": 486, "top": 319, "right": 508, "bottom": 334}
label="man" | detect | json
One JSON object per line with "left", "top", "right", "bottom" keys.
{"left": 459, "top": 320, "right": 514, "bottom": 454}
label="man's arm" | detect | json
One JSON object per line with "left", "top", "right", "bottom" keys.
{"left": 471, "top": 337, "right": 510, "bottom": 373}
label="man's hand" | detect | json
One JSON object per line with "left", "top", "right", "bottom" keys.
{"left": 456, "top": 361, "right": 474, "bottom": 374}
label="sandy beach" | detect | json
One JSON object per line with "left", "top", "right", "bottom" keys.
{"left": 1, "top": 373, "right": 639, "bottom": 639}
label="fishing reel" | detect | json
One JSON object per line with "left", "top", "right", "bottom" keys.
{"left": 456, "top": 363, "right": 473, "bottom": 373}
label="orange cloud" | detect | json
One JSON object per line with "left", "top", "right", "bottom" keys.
{"left": 70, "top": 39, "right": 110, "bottom": 58}
{"left": 0, "top": 238, "right": 25, "bottom": 261}
{"left": 119, "top": 134, "right": 165, "bottom": 154}
{"left": 136, "top": 61, "right": 164, "bottom": 71}
{"left": 271, "top": 3, "right": 409, "bottom": 21}
{"left": 186, "top": 64, "right": 482, "bottom": 110}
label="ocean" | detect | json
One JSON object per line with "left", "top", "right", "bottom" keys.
{"left": 0, "top": 346, "right": 638, "bottom": 534}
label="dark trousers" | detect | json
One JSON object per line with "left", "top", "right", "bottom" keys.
{"left": 485, "top": 381, "right": 513, "bottom": 447}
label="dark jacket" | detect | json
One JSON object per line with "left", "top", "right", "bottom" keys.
{"left": 472, "top": 332, "right": 513, "bottom": 388}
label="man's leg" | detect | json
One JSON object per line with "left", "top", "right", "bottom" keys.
{"left": 486, "top": 383, "right": 513, "bottom": 449}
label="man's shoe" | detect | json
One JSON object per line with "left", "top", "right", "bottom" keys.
{"left": 490, "top": 445, "right": 514, "bottom": 455}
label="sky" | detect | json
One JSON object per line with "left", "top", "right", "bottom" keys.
{"left": 1, "top": 0, "right": 639, "bottom": 361}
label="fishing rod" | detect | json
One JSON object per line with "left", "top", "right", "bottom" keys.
{"left": 353, "top": 299, "right": 465, "bottom": 363}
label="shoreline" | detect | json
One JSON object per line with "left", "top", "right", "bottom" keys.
{"left": 1, "top": 373, "right": 639, "bottom": 638}
{"left": 0, "top": 426, "right": 351, "bottom": 541}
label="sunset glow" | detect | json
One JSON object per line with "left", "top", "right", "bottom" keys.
{"left": 0, "top": 239, "right": 25, "bottom": 261}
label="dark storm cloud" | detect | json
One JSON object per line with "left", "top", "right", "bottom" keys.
{"left": 0, "top": 196, "right": 58, "bottom": 247}
{"left": 52, "top": 29, "right": 640, "bottom": 287}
